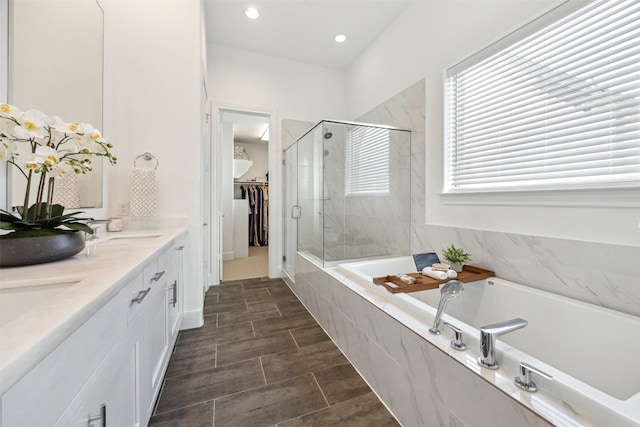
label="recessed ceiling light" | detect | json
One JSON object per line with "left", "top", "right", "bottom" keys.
{"left": 245, "top": 7, "right": 260, "bottom": 20}
{"left": 334, "top": 34, "right": 347, "bottom": 43}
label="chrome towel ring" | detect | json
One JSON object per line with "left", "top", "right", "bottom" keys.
{"left": 133, "top": 152, "right": 159, "bottom": 170}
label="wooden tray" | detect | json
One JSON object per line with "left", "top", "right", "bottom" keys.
{"left": 372, "top": 265, "right": 494, "bottom": 294}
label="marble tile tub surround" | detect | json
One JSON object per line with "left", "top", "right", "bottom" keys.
{"left": 294, "top": 254, "right": 558, "bottom": 427}
{"left": 413, "top": 224, "right": 640, "bottom": 318}
{"left": 355, "top": 78, "right": 640, "bottom": 318}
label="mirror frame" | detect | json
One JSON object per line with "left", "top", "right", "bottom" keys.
{"left": 3, "top": 0, "right": 108, "bottom": 218}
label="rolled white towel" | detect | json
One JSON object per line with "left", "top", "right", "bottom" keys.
{"left": 447, "top": 269, "right": 458, "bottom": 279}
{"left": 422, "top": 267, "right": 447, "bottom": 280}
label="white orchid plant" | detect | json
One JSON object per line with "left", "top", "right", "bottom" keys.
{"left": 0, "top": 104, "right": 116, "bottom": 237}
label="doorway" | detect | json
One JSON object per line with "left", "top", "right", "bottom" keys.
{"left": 217, "top": 108, "right": 276, "bottom": 282}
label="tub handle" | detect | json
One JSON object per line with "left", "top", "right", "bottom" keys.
{"left": 515, "top": 362, "right": 552, "bottom": 393}
{"left": 444, "top": 322, "right": 467, "bottom": 351}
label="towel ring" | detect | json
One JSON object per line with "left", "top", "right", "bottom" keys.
{"left": 134, "top": 152, "right": 159, "bottom": 170}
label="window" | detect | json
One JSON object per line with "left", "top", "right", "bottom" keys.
{"left": 446, "top": 0, "right": 640, "bottom": 193}
{"left": 345, "top": 126, "right": 390, "bottom": 195}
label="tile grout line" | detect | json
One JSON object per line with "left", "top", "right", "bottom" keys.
{"left": 312, "top": 372, "right": 331, "bottom": 407}
{"left": 258, "top": 356, "right": 268, "bottom": 385}
{"left": 289, "top": 329, "right": 300, "bottom": 349}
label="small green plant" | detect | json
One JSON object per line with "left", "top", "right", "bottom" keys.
{"left": 442, "top": 244, "right": 472, "bottom": 265}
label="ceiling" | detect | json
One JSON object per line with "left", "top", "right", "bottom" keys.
{"left": 203, "top": 0, "right": 411, "bottom": 70}
{"left": 221, "top": 111, "right": 270, "bottom": 143}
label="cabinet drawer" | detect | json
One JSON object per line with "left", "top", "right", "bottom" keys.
{"left": 159, "top": 238, "right": 184, "bottom": 271}
{"left": 126, "top": 272, "right": 145, "bottom": 325}
{"left": 1, "top": 290, "right": 128, "bottom": 427}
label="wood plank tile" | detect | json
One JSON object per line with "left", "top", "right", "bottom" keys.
{"left": 313, "top": 363, "right": 371, "bottom": 405}
{"left": 276, "top": 300, "right": 308, "bottom": 316}
{"left": 277, "top": 392, "right": 400, "bottom": 427}
{"left": 216, "top": 331, "right": 298, "bottom": 367}
{"left": 289, "top": 325, "right": 331, "bottom": 348}
{"left": 177, "top": 322, "right": 254, "bottom": 351}
{"left": 214, "top": 374, "right": 328, "bottom": 427}
{"left": 165, "top": 344, "right": 216, "bottom": 379}
{"left": 252, "top": 312, "right": 317, "bottom": 337}
{"left": 202, "top": 299, "right": 248, "bottom": 315}
{"left": 217, "top": 303, "right": 281, "bottom": 327}
{"left": 148, "top": 401, "right": 214, "bottom": 427}
{"left": 155, "top": 359, "right": 264, "bottom": 414}
{"left": 261, "top": 340, "right": 348, "bottom": 384}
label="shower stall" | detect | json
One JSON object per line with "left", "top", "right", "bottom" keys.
{"left": 283, "top": 120, "right": 411, "bottom": 278}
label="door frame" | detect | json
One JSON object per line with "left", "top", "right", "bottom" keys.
{"left": 212, "top": 104, "right": 281, "bottom": 282}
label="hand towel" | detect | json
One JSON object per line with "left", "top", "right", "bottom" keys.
{"left": 129, "top": 167, "right": 157, "bottom": 218}
{"left": 53, "top": 173, "right": 81, "bottom": 208}
{"left": 447, "top": 269, "right": 458, "bottom": 278}
{"left": 422, "top": 267, "right": 447, "bottom": 280}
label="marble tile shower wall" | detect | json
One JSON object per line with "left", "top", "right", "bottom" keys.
{"left": 356, "top": 79, "right": 640, "bottom": 318}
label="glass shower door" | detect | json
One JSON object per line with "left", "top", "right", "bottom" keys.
{"left": 296, "top": 124, "right": 323, "bottom": 263}
{"left": 282, "top": 144, "right": 297, "bottom": 279}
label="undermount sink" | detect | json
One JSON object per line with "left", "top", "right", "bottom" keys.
{"left": 102, "top": 234, "right": 162, "bottom": 246}
{"left": 0, "top": 277, "right": 83, "bottom": 325}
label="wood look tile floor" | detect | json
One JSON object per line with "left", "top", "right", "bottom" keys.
{"left": 149, "top": 278, "right": 401, "bottom": 427}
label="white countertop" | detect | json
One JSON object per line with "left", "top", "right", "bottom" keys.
{"left": 0, "top": 227, "right": 186, "bottom": 395}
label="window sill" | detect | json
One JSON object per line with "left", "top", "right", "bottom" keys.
{"left": 439, "top": 187, "right": 640, "bottom": 209}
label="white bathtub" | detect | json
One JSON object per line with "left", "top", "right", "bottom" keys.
{"left": 337, "top": 256, "right": 640, "bottom": 427}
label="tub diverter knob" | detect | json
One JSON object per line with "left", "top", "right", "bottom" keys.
{"left": 515, "top": 362, "right": 552, "bottom": 392}
{"left": 444, "top": 322, "right": 467, "bottom": 351}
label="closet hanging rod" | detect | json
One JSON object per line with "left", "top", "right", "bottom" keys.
{"left": 235, "top": 180, "right": 268, "bottom": 185}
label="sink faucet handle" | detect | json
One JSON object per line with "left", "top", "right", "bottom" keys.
{"left": 443, "top": 322, "right": 467, "bottom": 351}
{"left": 515, "top": 362, "right": 552, "bottom": 392}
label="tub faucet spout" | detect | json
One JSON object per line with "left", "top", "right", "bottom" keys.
{"left": 428, "top": 280, "right": 464, "bottom": 335}
{"left": 478, "top": 318, "right": 528, "bottom": 369}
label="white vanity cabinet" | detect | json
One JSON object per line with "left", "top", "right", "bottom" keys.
{"left": 0, "top": 231, "right": 186, "bottom": 427}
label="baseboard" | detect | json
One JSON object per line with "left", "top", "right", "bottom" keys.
{"left": 180, "top": 307, "right": 204, "bottom": 330}
{"left": 223, "top": 251, "right": 234, "bottom": 261}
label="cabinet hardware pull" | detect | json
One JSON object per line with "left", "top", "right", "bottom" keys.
{"left": 87, "top": 403, "right": 106, "bottom": 426}
{"left": 172, "top": 280, "right": 178, "bottom": 307}
{"left": 151, "top": 271, "right": 165, "bottom": 282}
{"left": 177, "top": 245, "right": 185, "bottom": 251}
{"left": 131, "top": 288, "right": 151, "bottom": 304}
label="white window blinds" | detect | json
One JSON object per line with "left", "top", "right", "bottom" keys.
{"left": 446, "top": 0, "right": 640, "bottom": 192}
{"left": 345, "top": 126, "right": 390, "bottom": 195}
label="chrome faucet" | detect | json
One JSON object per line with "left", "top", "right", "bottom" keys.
{"left": 478, "top": 318, "right": 528, "bottom": 369}
{"left": 428, "top": 280, "right": 464, "bottom": 335}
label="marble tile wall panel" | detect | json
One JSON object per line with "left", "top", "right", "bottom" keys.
{"left": 281, "top": 119, "right": 315, "bottom": 151}
{"left": 293, "top": 254, "right": 553, "bottom": 427}
{"left": 412, "top": 223, "right": 640, "bottom": 317}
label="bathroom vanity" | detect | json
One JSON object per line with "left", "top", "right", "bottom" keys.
{"left": 0, "top": 228, "right": 186, "bottom": 427}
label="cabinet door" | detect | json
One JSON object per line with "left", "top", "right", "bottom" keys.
{"left": 167, "top": 267, "right": 182, "bottom": 346}
{"left": 67, "top": 332, "right": 140, "bottom": 427}
{"left": 140, "top": 275, "right": 170, "bottom": 420}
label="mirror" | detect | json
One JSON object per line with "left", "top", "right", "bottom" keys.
{"left": 8, "top": 0, "right": 104, "bottom": 208}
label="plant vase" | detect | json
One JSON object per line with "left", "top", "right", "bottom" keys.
{"left": 0, "top": 231, "right": 86, "bottom": 268}
{"left": 447, "top": 261, "right": 464, "bottom": 273}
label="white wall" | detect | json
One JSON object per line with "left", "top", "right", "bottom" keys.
{"left": 207, "top": 43, "right": 348, "bottom": 277}
{"left": 346, "top": 0, "right": 640, "bottom": 247}
{"left": 104, "top": 0, "right": 204, "bottom": 328}
{"left": 208, "top": 43, "right": 346, "bottom": 122}
{"left": 221, "top": 123, "right": 234, "bottom": 259}
{"left": 235, "top": 142, "right": 268, "bottom": 181}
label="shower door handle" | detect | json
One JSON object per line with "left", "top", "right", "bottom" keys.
{"left": 291, "top": 206, "right": 302, "bottom": 219}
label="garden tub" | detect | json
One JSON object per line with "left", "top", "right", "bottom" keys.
{"left": 335, "top": 256, "right": 640, "bottom": 427}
